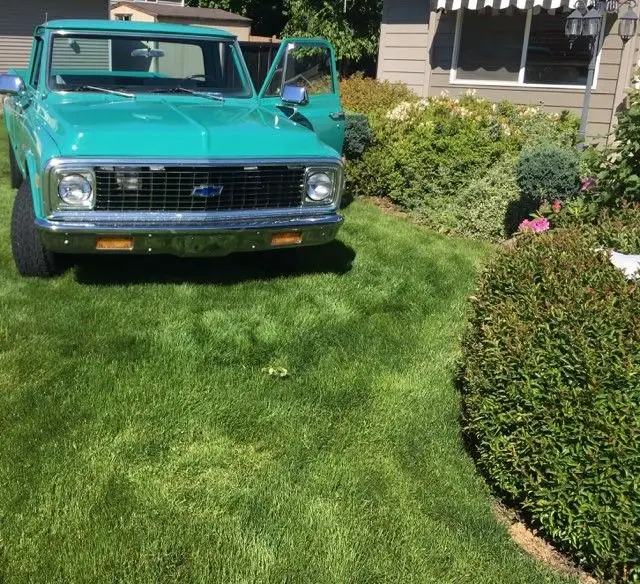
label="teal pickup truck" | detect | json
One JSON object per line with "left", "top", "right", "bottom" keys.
{"left": 0, "top": 19, "right": 345, "bottom": 277}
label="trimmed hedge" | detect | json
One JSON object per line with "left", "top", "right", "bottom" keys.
{"left": 343, "top": 88, "right": 580, "bottom": 240}
{"left": 461, "top": 216, "right": 640, "bottom": 581}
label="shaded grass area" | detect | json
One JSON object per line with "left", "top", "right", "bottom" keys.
{"left": 0, "top": 131, "right": 574, "bottom": 583}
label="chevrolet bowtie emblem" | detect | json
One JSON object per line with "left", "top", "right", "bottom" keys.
{"left": 192, "top": 185, "right": 224, "bottom": 198}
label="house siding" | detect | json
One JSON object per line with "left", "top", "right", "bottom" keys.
{"left": 376, "top": 0, "right": 430, "bottom": 95}
{"left": 0, "top": 0, "right": 108, "bottom": 72}
{"left": 378, "top": 0, "right": 640, "bottom": 139}
{"left": 51, "top": 37, "right": 111, "bottom": 72}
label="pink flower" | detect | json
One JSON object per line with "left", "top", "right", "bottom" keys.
{"left": 552, "top": 199, "right": 562, "bottom": 213}
{"left": 519, "top": 217, "right": 550, "bottom": 234}
{"left": 581, "top": 177, "right": 596, "bottom": 191}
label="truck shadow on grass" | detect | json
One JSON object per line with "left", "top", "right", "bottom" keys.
{"left": 71, "top": 240, "right": 356, "bottom": 286}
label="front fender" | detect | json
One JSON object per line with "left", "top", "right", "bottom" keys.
{"left": 22, "top": 152, "right": 46, "bottom": 218}
{"left": 21, "top": 109, "right": 61, "bottom": 221}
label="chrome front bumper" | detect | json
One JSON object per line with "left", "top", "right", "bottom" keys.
{"left": 35, "top": 213, "right": 343, "bottom": 257}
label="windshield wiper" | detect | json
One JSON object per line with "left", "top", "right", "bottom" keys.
{"left": 73, "top": 85, "right": 136, "bottom": 99}
{"left": 153, "top": 86, "right": 225, "bottom": 102}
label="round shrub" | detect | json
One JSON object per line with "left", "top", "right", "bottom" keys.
{"left": 343, "top": 113, "right": 374, "bottom": 160}
{"left": 516, "top": 143, "right": 580, "bottom": 204}
{"left": 461, "top": 223, "right": 640, "bottom": 581}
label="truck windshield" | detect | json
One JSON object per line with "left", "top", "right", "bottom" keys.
{"left": 47, "top": 33, "right": 252, "bottom": 98}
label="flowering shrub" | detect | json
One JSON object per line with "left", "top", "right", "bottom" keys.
{"left": 346, "top": 89, "right": 580, "bottom": 240}
{"left": 462, "top": 219, "right": 640, "bottom": 581}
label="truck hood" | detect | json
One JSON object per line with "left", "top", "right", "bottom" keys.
{"left": 37, "top": 95, "right": 338, "bottom": 160}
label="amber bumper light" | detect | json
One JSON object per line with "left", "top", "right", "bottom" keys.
{"left": 96, "top": 236, "right": 135, "bottom": 251}
{"left": 271, "top": 232, "right": 303, "bottom": 246}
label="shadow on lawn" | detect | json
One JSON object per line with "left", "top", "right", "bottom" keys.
{"left": 72, "top": 240, "right": 356, "bottom": 286}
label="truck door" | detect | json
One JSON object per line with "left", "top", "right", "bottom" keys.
{"left": 258, "top": 38, "right": 345, "bottom": 155}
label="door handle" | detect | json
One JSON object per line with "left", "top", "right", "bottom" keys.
{"left": 329, "top": 111, "right": 345, "bottom": 121}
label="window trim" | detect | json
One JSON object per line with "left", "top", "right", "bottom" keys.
{"left": 449, "top": 8, "right": 605, "bottom": 90}
{"left": 29, "top": 37, "right": 44, "bottom": 89}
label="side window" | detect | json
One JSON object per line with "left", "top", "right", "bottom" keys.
{"left": 30, "top": 39, "right": 43, "bottom": 88}
{"left": 265, "top": 43, "right": 334, "bottom": 97}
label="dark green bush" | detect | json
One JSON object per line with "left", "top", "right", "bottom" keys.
{"left": 515, "top": 143, "right": 580, "bottom": 204}
{"left": 461, "top": 222, "right": 640, "bottom": 582}
{"left": 343, "top": 113, "right": 373, "bottom": 160}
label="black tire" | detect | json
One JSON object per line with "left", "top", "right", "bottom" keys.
{"left": 9, "top": 144, "right": 23, "bottom": 189}
{"left": 11, "top": 182, "right": 61, "bottom": 278}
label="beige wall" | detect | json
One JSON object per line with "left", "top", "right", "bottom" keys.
{"left": 0, "top": 0, "right": 108, "bottom": 72}
{"left": 376, "top": 0, "right": 430, "bottom": 95}
{"left": 110, "top": 5, "right": 156, "bottom": 23}
{"left": 377, "top": 0, "right": 640, "bottom": 139}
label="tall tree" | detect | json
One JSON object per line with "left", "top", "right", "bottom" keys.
{"left": 187, "top": 0, "right": 383, "bottom": 62}
{"left": 283, "top": 0, "right": 382, "bottom": 61}
{"left": 185, "top": 0, "right": 286, "bottom": 37}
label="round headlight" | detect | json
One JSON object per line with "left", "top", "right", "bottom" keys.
{"left": 58, "top": 174, "right": 93, "bottom": 206}
{"left": 307, "top": 172, "right": 334, "bottom": 202}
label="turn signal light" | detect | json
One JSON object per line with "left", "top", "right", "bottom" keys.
{"left": 95, "top": 236, "right": 135, "bottom": 251}
{"left": 271, "top": 232, "right": 303, "bottom": 246}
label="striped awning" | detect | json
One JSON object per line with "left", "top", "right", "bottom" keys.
{"left": 433, "top": 0, "right": 572, "bottom": 10}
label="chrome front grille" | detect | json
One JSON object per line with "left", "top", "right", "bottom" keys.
{"left": 93, "top": 165, "right": 306, "bottom": 212}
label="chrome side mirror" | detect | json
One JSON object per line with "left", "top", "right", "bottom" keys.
{"left": 281, "top": 84, "right": 308, "bottom": 106}
{"left": 0, "top": 75, "right": 24, "bottom": 95}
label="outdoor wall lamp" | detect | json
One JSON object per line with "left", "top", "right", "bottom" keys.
{"left": 565, "top": 0, "right": 638, "bottom": 146}
{"left": 566, "top": 0, "right": 637, "bottom": 41}
{"left": 619, "top": 4, "right": 639, "bottom": 39}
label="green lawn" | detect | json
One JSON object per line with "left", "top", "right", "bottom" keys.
{"left": 0, "top": 131, "right": 574, "bottom": 583}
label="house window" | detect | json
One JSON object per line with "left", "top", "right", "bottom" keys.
{"left": 524, "top": 12, "right": 591, "bottom": 85}
{"left": 116, "top": 14, "right": 132, "bottom": 21}
{"left": 457, "top": 11, "right": 527, "bottom": 82}
{"left": 452, "top": 8, "right": 600, "bottom": 88}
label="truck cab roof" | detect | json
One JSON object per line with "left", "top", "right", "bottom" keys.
{"left": 40, "top": 19, "right": 235, "bottom": 39}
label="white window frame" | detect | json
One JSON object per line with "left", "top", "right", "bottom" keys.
{"left": 449, "top": 7, "right": 605, "bottom": 90}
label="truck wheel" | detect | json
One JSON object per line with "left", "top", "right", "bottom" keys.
{"left": 9, "top": 144, "right": 23, "bottom": 189}
{"left": 11, "top": 182, "right": 61, "bottom": 278}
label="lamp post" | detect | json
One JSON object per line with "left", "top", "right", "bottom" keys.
{"left": 565, "top": 0, "right": 638, "bottom": 147}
